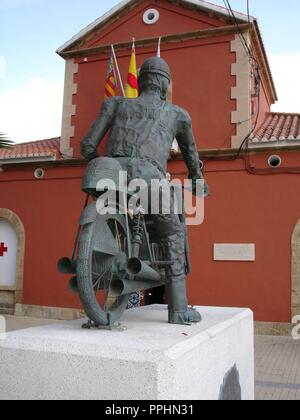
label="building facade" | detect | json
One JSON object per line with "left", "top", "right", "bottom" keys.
{"left": 0, "top": 0, "right": 299, "bottom": 330}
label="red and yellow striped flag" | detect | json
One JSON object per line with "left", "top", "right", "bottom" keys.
{"left": 104, "top": 52, "right": 117, "bottom": 99}
{"left": 125, "top": 41, "right": 139, "bottom": 98}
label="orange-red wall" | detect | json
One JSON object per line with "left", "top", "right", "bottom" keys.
{"left": 81, "top": 0, "right": 225, "bottom": 50}
{"left": 72, "top": 36, "right": 236, "bottom": 156}
{"left": 0, "top": 151, "right": 299, "bottom": 323}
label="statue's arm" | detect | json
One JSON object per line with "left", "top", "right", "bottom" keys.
{"left": 176, "top": 110, "right": 209, "bottom": 196}
{"left": 176, "top": 111, "right": 202, "bottom": 179}
{"left": 80, "top": 99, "right": 115, "bottom": 161}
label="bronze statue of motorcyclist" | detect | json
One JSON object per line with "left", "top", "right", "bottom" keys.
{"left": 81, "top": 56, "right": 208, "bottom": 325}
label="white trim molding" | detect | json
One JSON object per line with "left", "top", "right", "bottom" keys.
{"left": 249, "top": 139, "right": 300, "bottom": 149}
{"left": 60, "top": 59, "right": 78, "bottom": 159}
{"left": 0, "top": 156, "right": 56, "bottom": 165}
{"left": 231, "top": 33, "right": 251, "bottom": 149}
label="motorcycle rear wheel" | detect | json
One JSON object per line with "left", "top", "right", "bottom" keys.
{"left": 77, "top": 213, "right": 130, "bottom": 326}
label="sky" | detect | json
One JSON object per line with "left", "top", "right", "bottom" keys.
{"left": 1, "top": 0, "right": 300, "bottom": 142}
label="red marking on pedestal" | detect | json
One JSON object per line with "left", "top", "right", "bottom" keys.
{"left": 0, "top": 243, "right": 8, "bottom": 257}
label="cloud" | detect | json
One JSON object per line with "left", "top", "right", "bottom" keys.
{"left": 269, "top": 52, "right": 300, "bottom": 113}
{"left": 0, "top": 77, "right": 63, "bottom": 143}
{"left": 0, "top": 56, "right": 6, "bottom": 80}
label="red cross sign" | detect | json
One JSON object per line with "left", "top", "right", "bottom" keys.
{"left": 0, "top": 242, "right": 8, "bottom": 257}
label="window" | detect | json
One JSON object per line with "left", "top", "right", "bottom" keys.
{"left": 268, "top": 155, "right": 282, "bottom": 168}
{"left": 143, "top": 9, "right": 160, "bottom": 25}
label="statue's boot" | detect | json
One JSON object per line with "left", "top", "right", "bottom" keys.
{"left": 166, "top": 276, "right": 202, "bottom": 325}
{"left": 160, "top": 230, "right": 201, "bottom": 325}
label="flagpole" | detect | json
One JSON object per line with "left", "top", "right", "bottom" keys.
{"left": 157, "top": 37, "right": 162, "bottom": 57}
{"left": 111, "top": 45, "right": 125, "bottom": 97}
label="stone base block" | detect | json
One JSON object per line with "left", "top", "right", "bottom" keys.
{"left": 0, "top": 305, "right": 254, "bottom": 400}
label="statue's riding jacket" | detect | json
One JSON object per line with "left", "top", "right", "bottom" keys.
{"left": 81, "top": 95, "right": 201, "bottom": 181}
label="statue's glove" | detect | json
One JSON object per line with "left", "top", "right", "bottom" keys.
{"left": 190, "top": 176, "right": 210, "bottom": 198}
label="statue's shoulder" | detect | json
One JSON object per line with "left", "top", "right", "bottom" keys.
{"left": 103, "top": 96, "right": 126, "bottom": 108}
{"left": 103, "top": 96, "right": 124, "bottom": 107}
{"left": 169, "top": 103, "right": 192, "bottom": 123}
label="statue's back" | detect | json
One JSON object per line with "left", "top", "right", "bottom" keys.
{"left": 106, "top": 96, "right": 185, "bottom": 173}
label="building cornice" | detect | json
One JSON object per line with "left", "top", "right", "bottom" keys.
{"left": 58, "top": 24, "right": 251, "bottom": 59}
{"left": 1, "top": 145, "right": 300, "bottom": 172}
{"left": 172, "top": 145, "right": 300, "bottom": 160}
{"left": 0, "top": 156, "right": 57, "bottom": 166}
{"left": 251, "top": 22, "right": 278, "bottom": 103}
{"left": 57, "top": 0, "right": 251, "bottom": 56}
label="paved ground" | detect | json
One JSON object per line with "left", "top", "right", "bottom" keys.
{"left": 1, "top": 316, "right": 300, "bottom": 400}
{"left": 255, "top": 335, "right": 300, "bottom": 400}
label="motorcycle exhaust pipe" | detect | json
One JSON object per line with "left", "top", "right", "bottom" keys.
{"left": 126, "top": 258, "right": 161, "bottom": 282}
{"left": 58, "top": 257, "right": 77, "bottom": 275}
{"left": 110, "top": 278, "right": 165, "bottom": 297}
{"left": 69, "top": 277, "right": 79, "bottom": 294}
{"left": 110, "top": 258, "right": 163, "bottom": 297}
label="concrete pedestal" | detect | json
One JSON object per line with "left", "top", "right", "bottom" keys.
{"left": 0, "top": 305, "right": 254, "bottom": 400}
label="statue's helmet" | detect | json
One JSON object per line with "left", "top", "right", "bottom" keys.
{"left": 139, "top": 57, "right": 171, "bottom": 82}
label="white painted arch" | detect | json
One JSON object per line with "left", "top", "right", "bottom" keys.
{"left": 0, "top": 219, "right": 17, "bottom": 287}
{"left": 0, "top": 209, "right": 25, "bottom": 312}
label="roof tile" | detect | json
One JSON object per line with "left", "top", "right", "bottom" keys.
{"left": 0, "top": 138, "right": 60, "bottom": 160}
{"left": 251, "top": 113, "right": 300, "bottom": 144}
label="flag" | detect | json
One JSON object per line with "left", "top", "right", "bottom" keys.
{"left": 125, "top": 40, "right": 139, "bottom": 98}
{"left": 104, "top": 51, "right": 117, "bottom": 99}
